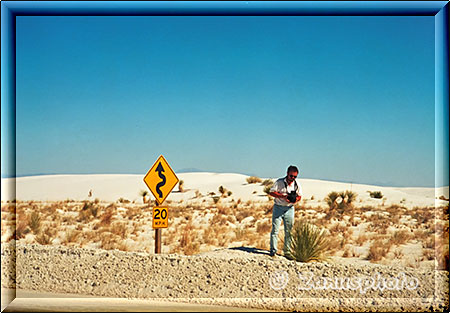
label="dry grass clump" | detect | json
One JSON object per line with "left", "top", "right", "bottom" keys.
{"left": 202, "top": 227, "right": 215, "bottom": 245}
{"left": 389, "top": 229, "right": 411, "bottom": 245}
{"left": 35, "top": 227, "right": 56, "bottom": 245}
{"left": 217, "top": 205, "right": 232, "bottom": 215}
{"left": 64, "top": 229, "right": 81, "bottom": 244}
{"left": 411, "top": 207, "right": 434, "bottom": 225}
{"left": 236, "top": 207, "right": 253, "bottom": 223}
{"left": 234, "top": 226, "right": 247, "bottom": 241}
{"left": 355, "top": 234, "right": 369, "bottom": 246}
{"left": 256, "top": 220, "right": 271, "bottom": 234}
{"left": 110, "top": 221, "right": 128, "bottom": 237}
{"left": 367, "top": 239, "right": 390, "bottom": 262}
{"left": 422, "top": 248, "right": 435, "bottom": 261}
{"left": 179, "top": 222, "right": 201, "bottom": 255}
{"left": 211, "top": 213, "right": 228, "bottom": 226}
{"left": 246, "top": 176, "right": 262, "bottom": 184}
{"left": 16, "top": 219, "right": 30, "bottom": 239}
{"left": 99, "top": 205, "right": 115, "bottom": 226}
{"left": 125, "top": 206, "right": 142, "bottom": 220}
{"left": 342, "top": 246, "right": 355, "bottom": 258}
{"left": 100, "top": 233, "right": 119, "bottom": 250}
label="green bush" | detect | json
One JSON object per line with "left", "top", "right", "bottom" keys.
{"left": 369, "top": 191, "right": 383, "bottom": 199}
{"left": 285, "top": 221, "right": 329, "bottom": 262}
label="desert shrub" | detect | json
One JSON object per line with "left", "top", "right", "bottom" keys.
{"left": 184, "top": 242, "right": 200, "bottom": 255}
{"left": 355, "top": 234, "right": 369, "bottom": 246}
{"left": 393, "top": 248, "right": 404, "bottom": 259}
{"left": 389, "top": 230, "right": 411, "bottom": 245}
{"left": 217, "top": 205, "right": 231, "bottom": 215}
{"left": 261, "top": 179, "right": 273, "bottom": 186}
{"left": 227, "top": 191, "right": 232, "bottom": 196}
{"left": 212, "top": 196, "right": 220, "bottom": 204}
{"left": 29, "top": 212, "right": 41, "bottom": 234}
{"left": 110, "top": 222, "right": 128, "bottom": 237}
{"left": 35, "top": 227, "right": 54, "bottom": 245}
{"left": 234, "top": 226, "right": 247, "bottom": 240}
{"left": 236, "top": 209, "right": 252, "bottom": 223}
{"left": 202, "top": 227, "right": 215, "bottom": 245}
{"left": 99, "top": 205, "right": 115, "bottom": 226}
{"left": 100, "top": 233, "right": 118, "bottom": 250}
{"left": 342, "top": 246, "right": 354, "bottom": 258}
{"left": 64, "top": 229, "right": 80, "bottom": 244}
{"left": 246, "top": 176, "right": 262, "bottom": 184}
{"left": 263, "top": 183, "right": 274, "bottom": 195}
{"left": 218, "top": 185, "right": 226, "bottom": 196}
{"left": 256, "top": 220, "right": 272, "bottom": 234}
{"left": 285, "top": 221, "right": 329, "bottom": 262}
{"left": 180, "top": 223, "right": 194, "bottom": 248}
{"left": 16, "top": 220, "right": 30, "bottom": 239}
{"left": 423, "top": 248, "right": 435, "bottom": 261}
{"left": 369, "top": 191, "right": 383, "bottom": 199}
{"left": 367, "top": 239, "right": 390, "bottom": 261}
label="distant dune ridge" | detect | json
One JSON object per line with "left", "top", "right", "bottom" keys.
{"left": 1, "top": 172, "right": 448, "bottom": 207}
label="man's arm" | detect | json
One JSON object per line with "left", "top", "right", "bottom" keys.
{"left": 269, "top": 191, "right": 287, "bottom": 200}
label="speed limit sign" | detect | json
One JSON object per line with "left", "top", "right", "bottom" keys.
{"left": 152, "top": 206, "right": 168, "bottom": 229}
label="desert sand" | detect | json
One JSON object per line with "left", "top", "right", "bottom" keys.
{"left": 1, "top": 173, "right": 449, "bottom": 311}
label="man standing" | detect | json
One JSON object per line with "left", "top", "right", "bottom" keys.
{"left": 269, "top": 165, "right": 303, "bottom": 258}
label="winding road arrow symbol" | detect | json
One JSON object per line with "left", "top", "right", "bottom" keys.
{"left": 155, "top": 162, "right": 166, "bottom": 198}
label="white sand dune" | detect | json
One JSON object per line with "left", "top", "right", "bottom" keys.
{"left": 1, "top": 173, "right": 448, "bottom": 208}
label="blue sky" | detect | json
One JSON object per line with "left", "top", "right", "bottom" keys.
{"left": 14, "top": 15, "right": 438, "bottom": 186}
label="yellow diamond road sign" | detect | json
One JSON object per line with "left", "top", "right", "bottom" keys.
{"left": 144, "top": 155, "right": 179, "bottom": 205}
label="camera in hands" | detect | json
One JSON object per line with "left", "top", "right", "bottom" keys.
{"left": 287, "top": 191, "right": 297, "bottom": 203}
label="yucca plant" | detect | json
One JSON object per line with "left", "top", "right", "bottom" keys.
{"left": 285, "top": 221, "right": 330, "bottom": 262}
{"left": 139, "top": 190, "right": 149, "bottom": 203}
{"left": 29, "top": 211, "right": 41, "bottom": 234}
{"left": 325, "top": 191, "right": 340, "bottom": 209}
{"left": 178, "top": 180, "right": 184, "bottom": 193}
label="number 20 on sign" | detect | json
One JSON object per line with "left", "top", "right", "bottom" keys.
{"left": 152, "top": 206, "right": 168, "bottom": 229}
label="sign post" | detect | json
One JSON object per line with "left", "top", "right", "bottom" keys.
{"left": 143, "top": 155, "right": 178, "bottom": 254}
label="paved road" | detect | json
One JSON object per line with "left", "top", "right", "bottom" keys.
{"left": 2, "top": 289, "right": 274, "bottom": 312}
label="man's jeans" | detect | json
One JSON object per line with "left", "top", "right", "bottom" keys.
{"left": 270, "top": 204, "right": 294, "bottom": 256}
